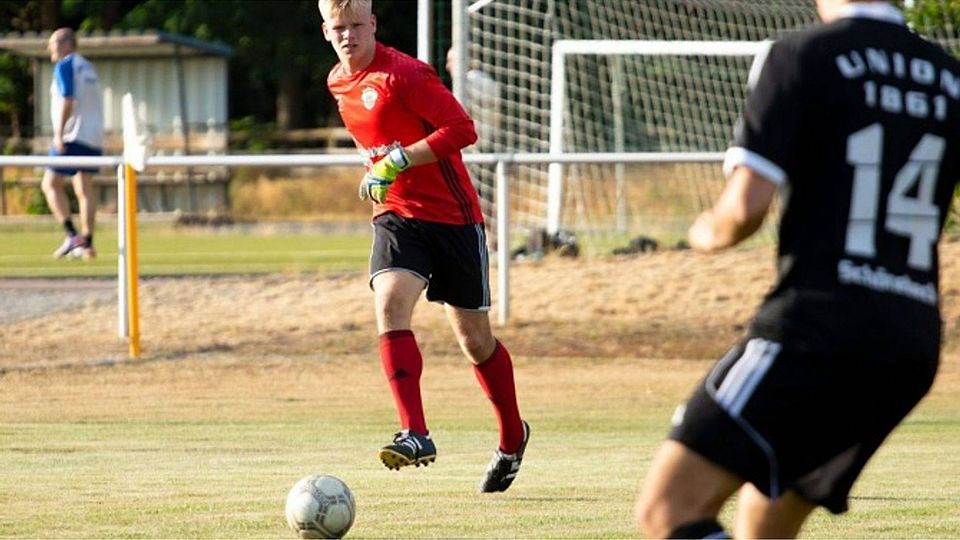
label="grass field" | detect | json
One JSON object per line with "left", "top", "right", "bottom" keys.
{"left": 1, "top": 220, "right": 959, "bottom": 538}
{"left": 1, "top": 354, "right": 958, "bottom": 538}
{"left": 0, "top": 219, "right": 372, "bottom": 278}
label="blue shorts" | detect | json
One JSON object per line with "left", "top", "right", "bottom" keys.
{"left": 48, "top": 141, "right": 103, "bottom": 176}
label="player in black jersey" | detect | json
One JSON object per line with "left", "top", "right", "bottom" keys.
{"left": 636, "top": 1, "right": 960, "bottom": 538}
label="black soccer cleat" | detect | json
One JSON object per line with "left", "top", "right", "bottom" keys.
{"left": 479, "top": 420, "right": 530, "bottom": 493}
{"left": 378, "top": 430, "right": 437, "bottom": 470}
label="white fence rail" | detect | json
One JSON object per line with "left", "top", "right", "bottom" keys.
{"left": 0, "top": 151, "right": 724, "bottom": 325}
{"left": 0, "top": 151, "right": 723, "bottom": 167}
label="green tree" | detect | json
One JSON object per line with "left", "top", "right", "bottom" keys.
{"left": 899, "top": 0, "right": 960, "bottom": 52}
{"left": 0, "top": 54, "right": 30, "bottom": 141}
{"left": 61, "top": 0, "right": 133, "bottom": 31}
{"left": 1, "top": 0, "right": 419, "bottom": 134}
{"left": 0, "top": 2, "right": 51, "bottom": 141}
{"left": 114, "top": 0, "right": 312, "bottom": 129}
{"left": 0, "top": 0, "right": 141, "bottom": 140}
{"left": 114, "top": 0, "right": 417, "bottom": 130}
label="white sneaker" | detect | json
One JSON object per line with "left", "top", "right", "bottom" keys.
{"left": 52, "top": 235, "right": 85, "bottom": 259}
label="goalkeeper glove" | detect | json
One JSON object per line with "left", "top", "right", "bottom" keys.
{"left": 359, "top": 147, "right": 411, "bottom": 204}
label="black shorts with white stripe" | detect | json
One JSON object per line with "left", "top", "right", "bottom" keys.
{"left": 370, "top": 212, "right": 491, "bottom": 311}
{"left": 669, "top": 333, "right": 937, "bottom": 514}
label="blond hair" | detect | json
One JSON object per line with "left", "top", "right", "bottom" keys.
{"left": 317, "top": 0, "right": 372, "bottom": 21}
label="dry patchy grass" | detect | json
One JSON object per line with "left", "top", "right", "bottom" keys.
{"left": 2, "top": 243, "right": 960, "bottom": 538}
{"left": 2, "top": 241, "right": 959, "bottom": 369}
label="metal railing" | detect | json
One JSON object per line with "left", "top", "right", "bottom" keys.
{"left": 0, "top": 151, "right": 724, "bottom": 326}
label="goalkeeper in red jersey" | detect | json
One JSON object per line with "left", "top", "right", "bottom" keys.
{"left": 318, "top": 0, "right": 529, "bottom": 493}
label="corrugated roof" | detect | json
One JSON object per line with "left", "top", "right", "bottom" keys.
{"left": 0, "top": 30, "right": 233, "bottom": 59}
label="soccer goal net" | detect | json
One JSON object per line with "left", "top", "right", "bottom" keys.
{"left": 456, "top": 0, "right": 960, "bottom": 256}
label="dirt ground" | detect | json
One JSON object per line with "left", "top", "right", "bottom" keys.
{"left": 2, "top": 240, "right": 959, "bottom": 371}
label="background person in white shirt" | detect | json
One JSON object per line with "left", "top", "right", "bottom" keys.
{"left": 446, "top": 46, "right": 502, "bottom": 251}
{"left": 43, "top": 27, "right": 104, "bottom": 260}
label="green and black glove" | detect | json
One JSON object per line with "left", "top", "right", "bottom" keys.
{"left": 359, "top": 147, "right": 411, "bottom": 204}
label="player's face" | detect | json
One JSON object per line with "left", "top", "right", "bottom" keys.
{"left": 322, "top": 10, "right": 377, "bottom": 71}
{"left": 47, "top": 35, "right": 70, "bottom": 62}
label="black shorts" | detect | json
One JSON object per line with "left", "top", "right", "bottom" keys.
{"left": 370, "top": 212, "right": 491, "bottom": 311}
{"left": 670, "top": 333, "right": 938, "bottom": 514}
{"left": 47, "top": 141, "right": 102, "bottom": 175}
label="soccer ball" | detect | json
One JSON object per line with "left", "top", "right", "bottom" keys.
{"left": 285, "top": 474, "right": 356, "bottom": 539}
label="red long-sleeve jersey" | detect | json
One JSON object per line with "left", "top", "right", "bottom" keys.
{"left": 327, "top": 43, "right": 483, "bottom": 225}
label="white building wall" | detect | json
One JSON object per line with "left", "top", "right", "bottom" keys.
{"left": 37, "top": 56, "right": 228, "bottom": 139}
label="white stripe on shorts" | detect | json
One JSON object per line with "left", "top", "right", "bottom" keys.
{"left": 714, "top": 338, "right": 781, "bottom": 416}
{"left": 706, "top": 337, "right": 784, "bottom": 498}
{"left": 475, "top": 223, "right": 491, "bottom": 309}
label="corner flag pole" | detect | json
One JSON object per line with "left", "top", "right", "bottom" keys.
{"left": 117, "top": 163, "right": 128, "bottom": 339}
{"left": 121, "top": 93, "right": 150, "bottom": 359}
{"left": 124, "top": 162, "right": 141, "bottom": 358}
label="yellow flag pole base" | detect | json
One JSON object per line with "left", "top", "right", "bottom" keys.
{"left": 124, "top": 163, "right": 141, "bottom": 359}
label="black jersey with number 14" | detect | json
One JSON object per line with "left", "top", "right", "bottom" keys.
{"left": 727, "top": 14, "right": 960, "bottom": 346}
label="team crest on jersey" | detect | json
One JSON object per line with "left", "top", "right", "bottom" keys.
{"left": 361, "top": 87, "right": 379, "bottom": 110}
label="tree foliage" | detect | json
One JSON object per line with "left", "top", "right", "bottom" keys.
{"left": 113, "top": 1, "right": 319, "bottom": 128}
{"left": 109, "top": 0, "right": 417, "bottom": 129}
{"left": 0, "top": 0, "right": 417, "bottom": 134}
{"left": 3, "top": 1, "right": 954, "bottom": 139}
{"left": 0, "top": 2, "right": 51, "bottom": 139}
{"left": 0, "top": 54, "right": 30, "bottom": 141}
{"left": 899, "top": 0, "right": 960, "bottom": 32}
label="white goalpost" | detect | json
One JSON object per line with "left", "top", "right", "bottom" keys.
{"left": 2, "top": 3, "right": 795, "bottom": 350}
{"left": 0, "top": 140, "right": 710, "bottom": 335}
{"left": 452, "top": 0, "right": 960, "bottom": 256}
{"left": 546, "top": 39, "right": 769, "bottom": 236}
{"left": 448, "top": 0, "right": 822, "bottom": 256}
{"left": 6, "top": 1, "right": 959, "bottom": 353}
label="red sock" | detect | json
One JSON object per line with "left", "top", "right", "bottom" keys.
{"left": 379, "top": 330, "right": 427, "bottom": 434}
{"left": 473, "top": 340, "right": 524, "bottom": 454}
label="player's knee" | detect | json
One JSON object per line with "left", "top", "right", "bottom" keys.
{"left": 458, "top": 333, "right": 495, "bottom": 364}
{"left": 375, "top": 294, "right": 416, "bottom": 330}
{"left": 41, "top": 174, "right": 62, "bottom": 194}
{"left": 74, "top": 174, "right": 95, "bottom": 197}
{"left": 637, "top": 504, "right": 727, "bottom": 539}
{"left": 376, "top": 303, "right": 413, "bottom": 331}
{"left": 635, "top": 494, "right": 670, "bottom": 538}
{"left": 75, "top": 190, "right": 95, "bottom": 210}
{"left": 636, "top": 492, "right": 728, "bottom": 539}
{"left": 73, "top": 184, "right": 90, "bottom": 200}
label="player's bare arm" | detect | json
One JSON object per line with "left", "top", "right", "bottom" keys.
{"left": 688, "top": 165, "right": 777, "bottom": 252}
{"left": 54, "top": 98, "right": 75, "bottom": 152}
